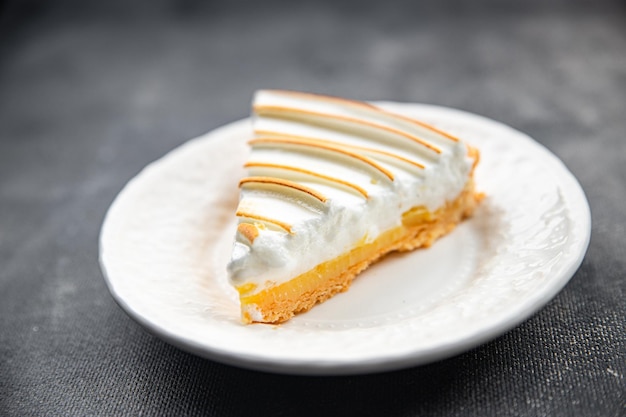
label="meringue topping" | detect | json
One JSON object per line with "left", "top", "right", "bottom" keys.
{"left": 227, "top": 90, "right": 475, "bottom": 294}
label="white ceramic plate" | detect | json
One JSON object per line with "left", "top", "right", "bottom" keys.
{"left": 99, "top": 103, "right": 590, "bottom": 375}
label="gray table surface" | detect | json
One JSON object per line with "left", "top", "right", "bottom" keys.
{"left": 1, "top": 1, "right": 625, "bottom": 416}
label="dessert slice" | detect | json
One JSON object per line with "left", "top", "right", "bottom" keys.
{"left": 227, "top": 90, "right": 481, "bottom": 324}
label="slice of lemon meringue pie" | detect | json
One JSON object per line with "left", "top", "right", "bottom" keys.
{"left": 227, "top": 90, "right": 482, "bottom": 324}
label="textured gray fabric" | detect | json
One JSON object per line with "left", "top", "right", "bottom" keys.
{"left": 1, "top": 1, "right": 625, "bottom": 416}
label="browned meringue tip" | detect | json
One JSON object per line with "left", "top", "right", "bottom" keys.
{"left": 249, "top": 136, "right": 395, "bottom": 181}
{"left": 239, "top": 176, "right": 328, "bottom": 203}
{"left": 244, "top": 161, "right": 369, "bottom": 199}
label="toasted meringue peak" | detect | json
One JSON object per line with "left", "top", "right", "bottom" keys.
{"left": 235, "top": 210, "right": 293, "bottom": 233}
{"left": 237, "top": 223, "right": 259, "bottom": 243}
{"left": 244, "top": 162, "right": 369, "bottom": 199}
{"left": 239, "top": 176, "right": 328, "bottom": 204}
{"left": 249, "top": 136, "right": 395, "bottom": 182}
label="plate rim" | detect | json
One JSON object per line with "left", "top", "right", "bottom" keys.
{"left": 99, "top": 103, "right": 591, "bottom": 375}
